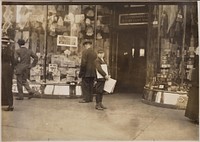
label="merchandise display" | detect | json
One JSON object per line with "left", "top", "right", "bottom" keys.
{"left": 7, "top": 5, "right": 112, "bottom": 97}
{"left": 143, "top": 5, "right": 198, "bottom": 109}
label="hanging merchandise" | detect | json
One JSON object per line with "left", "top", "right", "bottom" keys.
{"left": 17, "top": 6, "right": 32, "bottom": 30}
{"left": 166, "top": 6, "right": 178, "bottom": 33}
{"left": 96, "top": 19, "right": 101, "bottom": 27}
{"left": 84, "top": 7, "right": 95, "bottom": 20}
{"left": 85, "top": 18, "right": 91, "bottom": 25}
{"left": 168, "top": 8, "right": 183, "bottom": 45}
{"left": 48, "top": 5, "right": 57, "bottom": 14}
{"left": 75, "top": 14, "right": 85, "bottom": 24}
{"left": 85, "top": 25, "right": 94, "bottom": 38}
{"left": 96, "top": 31, "right": 103, "bottom": 39}
{"left": 69, "top": 13, "right": 75, "bottom": 23}
{"left": 64, "top": 13, "right": 74, "bottom": 23}
{"left": 71, "top": 24, "right": 78, "bottom": 36}
{"left": 57, "top": 16, "right": 64, "bottom": 26}
{"left": 64, "top": 49, "right": 71, "bottom": 57}
{"left": 160, "top": 10, "right": 168, "bottom": 38}
{"left": 19, "top": 5, "right": 28, "bottom": 15}
{"left": 78, "top": 32, "right": 84, "bottom": 39}
{"left": 64, "top": 14, "right": 70, "bottom": 22}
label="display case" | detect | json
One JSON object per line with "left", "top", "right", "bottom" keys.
{"left": 143, "top": 5, "right": 198, "bottom": 109}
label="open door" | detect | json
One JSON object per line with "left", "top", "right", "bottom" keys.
{"left": 117, "top": 28, "right": 147, "bottom": 93}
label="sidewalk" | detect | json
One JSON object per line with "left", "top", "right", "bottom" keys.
{"left": 1, "top": 93, "right": 199, "bottom": 141}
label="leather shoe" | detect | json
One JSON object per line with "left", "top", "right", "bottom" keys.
{"left": 100, "top": 103, "right": 107, "bottom": 109}
{"left": 28, "top": 92, "right": 35, "bottom": 99}
{"left": 95, "top": 105, "right": 104, "bottom": 110}
{"left": 79, "top": 100, "right": 89, "bottom": 103}
{"left": 4, "top": 106, "right": 14, "bottom": 111}
{"left": 16, "top": 97, "right": 24, "bottom": 100}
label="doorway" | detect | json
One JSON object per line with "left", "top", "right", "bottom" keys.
{"left": 116, "top": 27, "right": 147, "bottom": 93}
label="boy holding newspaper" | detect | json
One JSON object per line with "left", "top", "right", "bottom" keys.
{"left": 95, "top": 48, "right": 110, "bottom": 110}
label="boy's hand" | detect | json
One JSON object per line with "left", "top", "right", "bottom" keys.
{"left": 105, "top": 75, "right": 110, "bottom": 80}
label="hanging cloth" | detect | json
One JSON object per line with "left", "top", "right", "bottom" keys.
{"left": 160, "top": 10, "right": 168, "bottom": 38}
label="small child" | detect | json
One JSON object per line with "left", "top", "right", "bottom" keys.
{"left": 95, "top": 48, "right": 110, "bottom": 110}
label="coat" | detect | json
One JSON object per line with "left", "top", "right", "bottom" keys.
{"left": 79, "top": 48, "right": 97, "bottom": 78}
{"left": 94, "top": 57, "right": 110, "bottom": 94}
{"left": 1, "top": 45, "right": 14, "bottom": 106}
{"left": 14, "top": 47, "right": 38, "bottom": 75}
{"left": 95, "top": 57, "right": 109, "bottom": 81}
{"left": 185, "top": 56, "right": 199, "bottom": 121}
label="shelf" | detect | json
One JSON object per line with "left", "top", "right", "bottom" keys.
{"left": 144, "top": 86, "right": 188, "bottom": 95}
{"left": 142, "top": 87, "right": 188, "bottom": 109}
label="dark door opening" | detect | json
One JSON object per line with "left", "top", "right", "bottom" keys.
{"left": 116, "top": 28, "right": 147, "bottom": 93}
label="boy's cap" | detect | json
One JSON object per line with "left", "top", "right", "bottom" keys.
{"left": 97, "top": 48, "right": 104, "bottom": 53}
{"left": 17, "top": 39, "right": 25, "bottom": 46}
{"left": 83, "top": 40, "right": 92, "bottom": 45}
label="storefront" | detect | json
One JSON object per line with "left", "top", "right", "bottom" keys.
{"left": 2, "top": 2, "right": 198, "bottom": 108}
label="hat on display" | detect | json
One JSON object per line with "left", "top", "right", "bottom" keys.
{"left": 85, "top": 18, "right": 91, "bottom": 25}
{"left": 86, "top": 26, "right": 94, "bottom": 36}
{"left": 96, "top": 32, "right": 102, "bottom": 39}
{"left": 2, "top": 35, "right": 10, "bottom": 44}
{"left": 85, "top": 7, "right": 95, "bottom": 18}
{"left": 17, "top": 39, "right": 25, "bottom": 46}
{"left": 83, "top": 40, "right": 92, "bottom": 45}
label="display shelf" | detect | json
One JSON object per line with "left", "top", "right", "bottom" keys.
{"left": 12, "top": 82, "right": 82, "bottom": 99}
{"left": 143, "top": 86, "right": 188, "bottom": 109}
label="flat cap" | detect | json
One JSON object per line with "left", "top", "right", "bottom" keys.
{"left": 97, "top": 48, "right": 104, "bottom": 53}
{"left": 83, "top": 40, "right": 92, "bottom": 45}
{"left": 17, "top": 39, "right": 25, "bottom": 46}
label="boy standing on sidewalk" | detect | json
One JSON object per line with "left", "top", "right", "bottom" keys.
{"left": 95, "top": 48, "right": 110, "bottom": 110}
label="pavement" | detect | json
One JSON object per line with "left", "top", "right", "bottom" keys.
{"left": 1, "top": 93, "right": 199, "bottom": 141}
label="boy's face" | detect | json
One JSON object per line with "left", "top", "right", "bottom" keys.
{"left": 85, "top": 43, "right": 91, "bottom": 49}
{"left": 98, "top": 52, "right": 104, "bottom": 58}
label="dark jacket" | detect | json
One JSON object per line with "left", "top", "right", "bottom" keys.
{"left": 95, "top": 57, "right": 109, "bottom": 81}
{"left": 79, "top": 48, "right": 97, "bottom": 78}
{"left": 15, "top": 47, "right": 38, "bottom": 75}
{"left": 2, "top": 45, "right": 15, "bottom": 106}
{"left": 185, "top": 55, "right": 199, "bottom": 121}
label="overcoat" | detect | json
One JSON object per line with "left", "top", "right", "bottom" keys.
{"left": 79, "top": 48, "right": 97, "bottom": 78}
{"left": 185, "top": 56, "right": 199, "bottom": 121}
{"left": 1, "top": 45, "right": 14, "bottom": 106}
{"left": 15, "top": 47, "right": 38, "bottom": 75}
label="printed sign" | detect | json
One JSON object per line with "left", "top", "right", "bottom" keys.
{"left": 119, "top": 13, "right": 148, "bottom": 25}
{"left": 57, "top": 35, "right": 78, "bottom": 47}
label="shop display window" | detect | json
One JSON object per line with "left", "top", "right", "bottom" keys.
{"left": 2, "top": 4, "right": 112, "bottom": 85}
{"left": 145, "top": 4, "right": 198, "bottom": 94}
